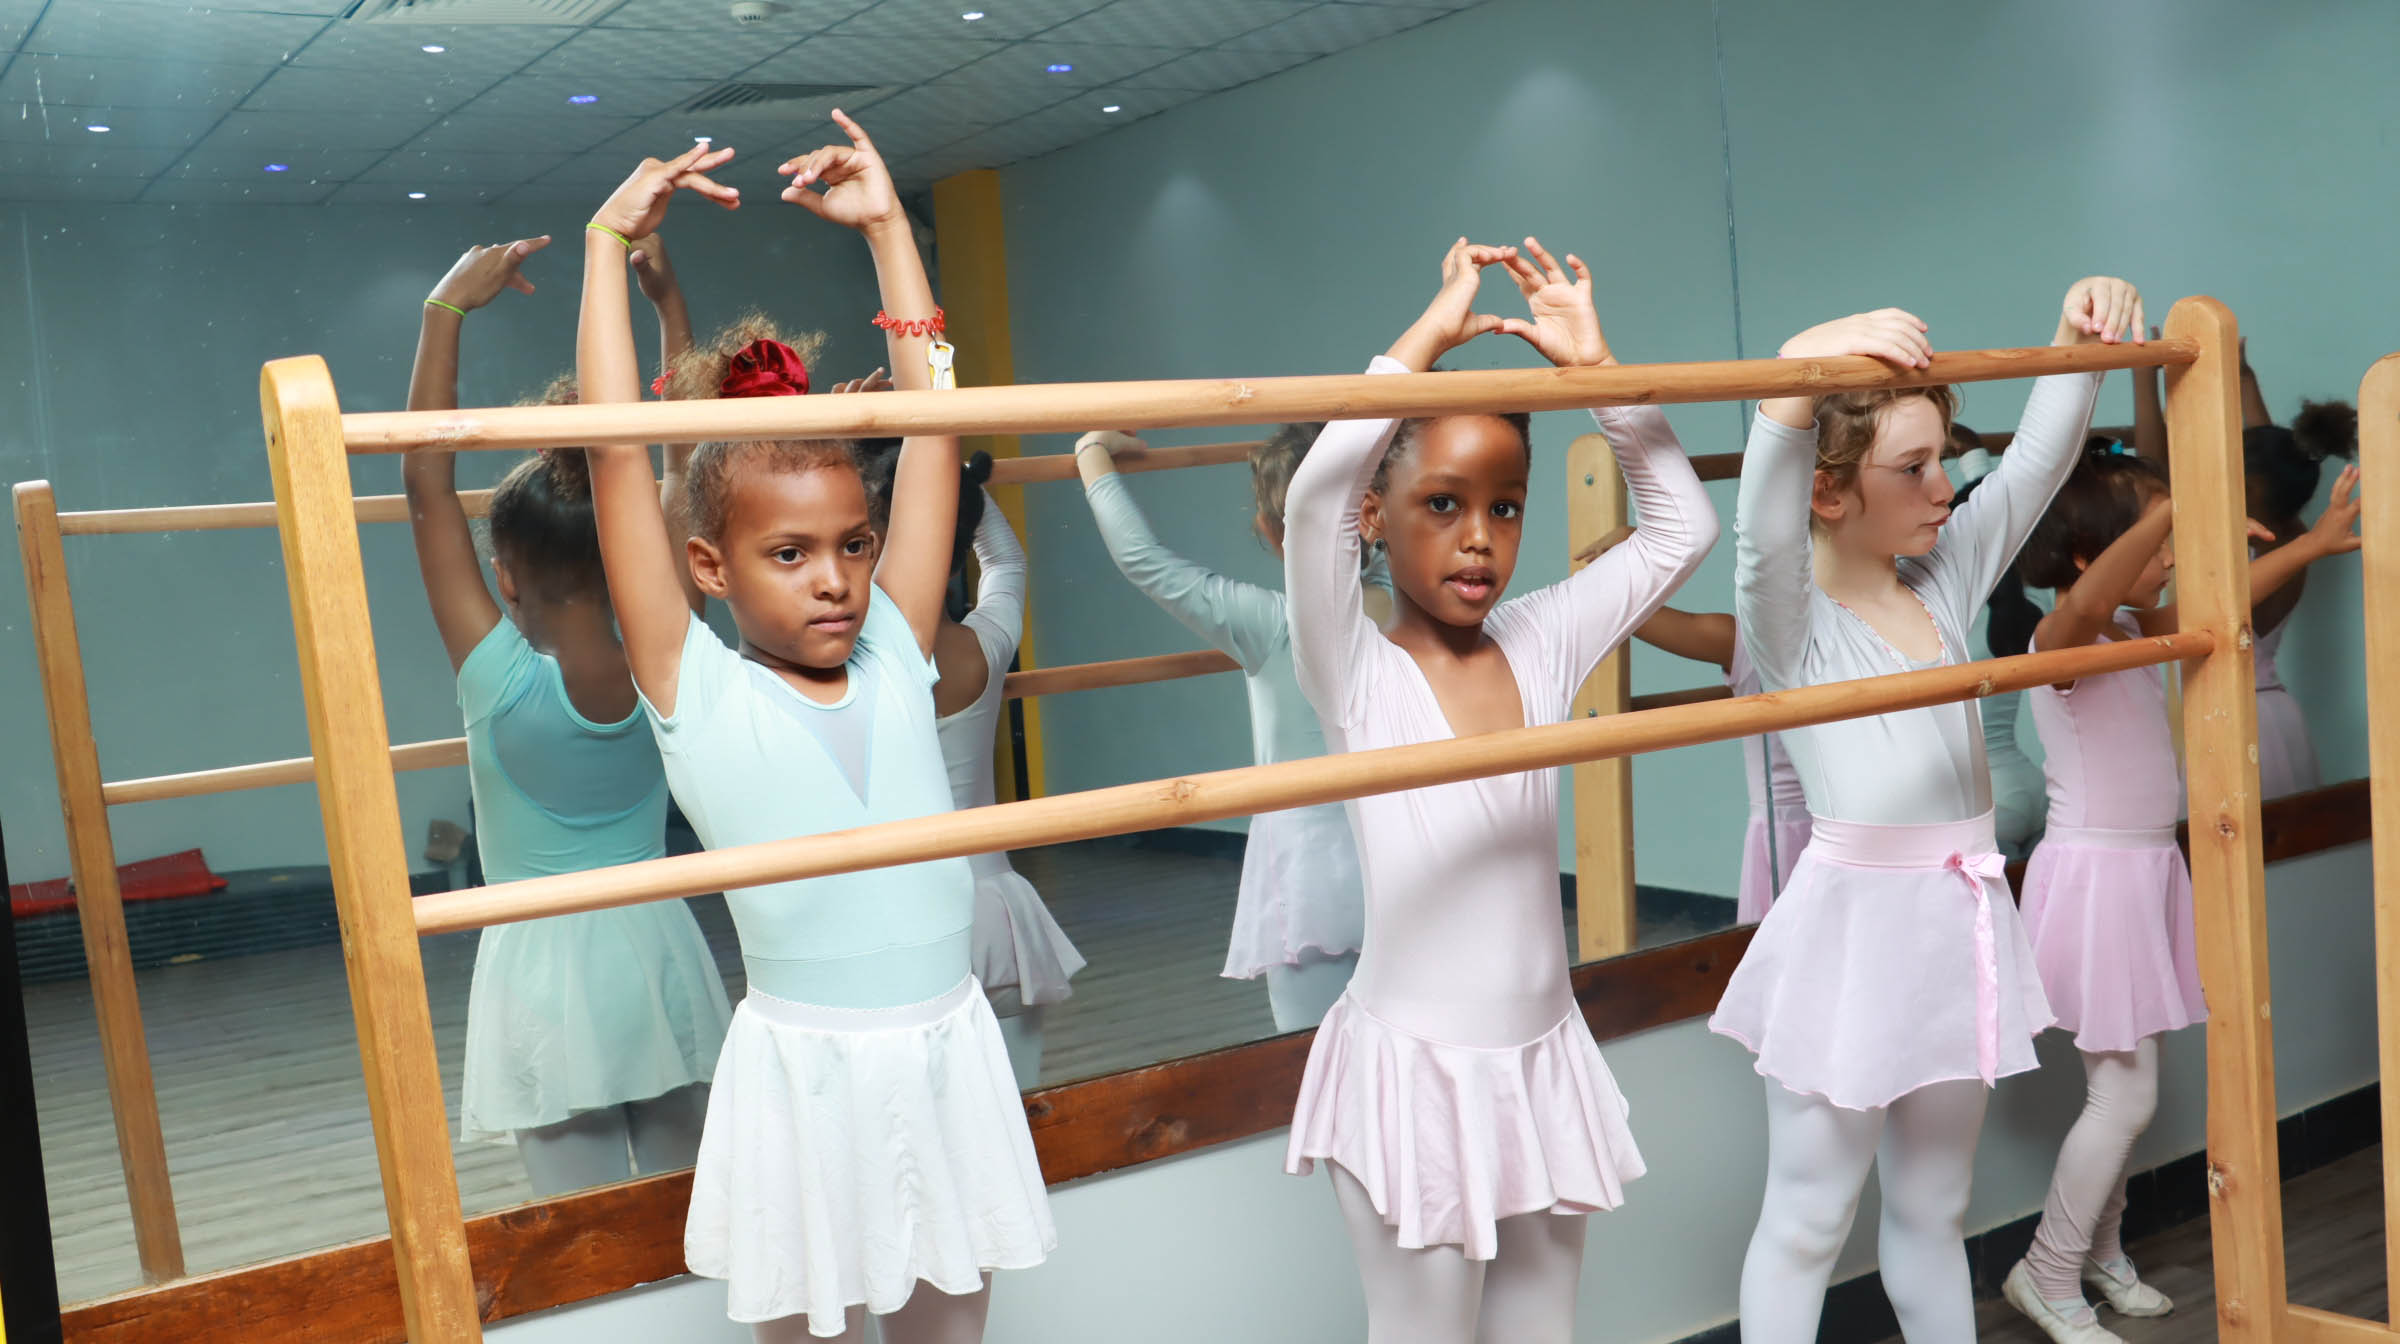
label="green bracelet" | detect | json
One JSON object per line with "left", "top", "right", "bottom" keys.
{"left": 423, "top": 298, "right": 467, "bottom": 318}
{"left": 586, "top": 221, "right": 634, "bottom": 250}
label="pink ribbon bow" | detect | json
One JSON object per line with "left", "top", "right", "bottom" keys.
{"left": 1945, "top": 849, "right": 2008, "bottom": 1083}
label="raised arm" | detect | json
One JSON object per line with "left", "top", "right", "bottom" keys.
{"left": 581, "top": 145, "right": 740, "bottom": 714}
{"left": 1635, "top": 607, "right": 1737, "bottom": 672}
{"left": 2133, "top": 329, "right": 2167, "bottom": 463}
{"left": 2135, "top": 465, "right": 2360, "bottom": 638}
{"left": 1076, "top": 430, "right": 1286, "bottom": 669}
{"left": 404, "top": 237, "right": 548, "bottom": 670}
{"left": 2033, "top": 493, "right": 2175, "bottom": 658}
{"left": 628, "top": 232, "right": 708, "bottom": 616}
{"left": 964, "top": 489, "right": 1026, "bottom": 650}
{"left": 1737, "top": 308, "right": 1935, "bottom": 689}
{"left": 2239, "top": 339, "right": 2272, "bottom": 429}
{"left": 783, "top": 110, "right": 956, "bottom": 658}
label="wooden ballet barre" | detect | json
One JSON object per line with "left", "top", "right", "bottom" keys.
{"left": 51, "top": 440, "right": 1266, "bottom": 537}
{"left": 413, "top": 629, "right": 2211, "bottom": 936}
{"left": 340, "top": 342, "right": 2198, "bottom": 455}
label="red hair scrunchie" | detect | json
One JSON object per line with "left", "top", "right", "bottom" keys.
{"left": 718, "top": 337, "right": 811, "bottom": 398}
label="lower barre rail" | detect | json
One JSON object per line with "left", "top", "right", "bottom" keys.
{"left": 414, "top": 630, "right": 2212, "bottom": 935}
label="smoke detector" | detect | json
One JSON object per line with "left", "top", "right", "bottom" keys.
{"left": 729, "top": 0, "right": 789, "bottom": 23}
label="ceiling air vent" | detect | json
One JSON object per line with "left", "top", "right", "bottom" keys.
{"left": 343, "top": 0, "right": 621, "bottom": 22}
{"left": 680, "top": 83, "right": 881, "bottom": 118}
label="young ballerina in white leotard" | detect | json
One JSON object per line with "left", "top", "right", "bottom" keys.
{"left": 1712, "top": 277, "right": 2145, "bottom": 1343}
{"left": 1072, "top": 423, "right": 1382, "bottom": 1031}
{"left": 2000, "top": 447, "right": 2360, "bottom": 1343}
{"left": 403, "top": 235, "right": 731, "bottom": 1197}
{"left": 581, "top": 124, "right": 1050, "bottom": 1343}
{"left": 1283, "top": 238, "right": 1715, "bottom": 1343}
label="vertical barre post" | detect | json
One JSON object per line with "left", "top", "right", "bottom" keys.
{"left": 2357, "top": 353, "right": 2400, "bottom": 1329}
{"left": 9, "top": 483, "right": 184, "bottom": 1283}
{"left": 1565, "top": 433, "right": 1636, "bottom": 961}
{"left": 258, "top": 357, "right": 480, "bottom": 1342}
{"left": 2162, "top": 297, "right": 2285, "bottom": 1341}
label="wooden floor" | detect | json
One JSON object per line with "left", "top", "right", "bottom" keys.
{"left": 1876, "top": 1145, "right": 2390, "bottom": 1342}
{"left": 26, "top": 837, "right": 1726, "bottom": 1304}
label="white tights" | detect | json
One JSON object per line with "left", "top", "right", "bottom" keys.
{"left": 748, "top": 1277, "right": 992, "bottom": 1344}
{"left": 1739, "top": 1078, "right": 1988, "bottom": 1343}
{"left": 2022, "top": 1039, "right": 2159, "bottom": 1304}
{"left": 1330, "top": 1163, "right": 1586, "bottom": 1344}
{"left": 1266, "top": 950, "right": 1360, "bottom": 1033}
{"left": 514, "top": 1083, "right": 709, "bottom": 1199}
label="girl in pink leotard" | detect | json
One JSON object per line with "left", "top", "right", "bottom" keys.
{"left": 2000, "top": 447, "right": 2360, "bottom": 1343}
{"left": 1282, "top": 238, "right": 1716, "bottom": 1343}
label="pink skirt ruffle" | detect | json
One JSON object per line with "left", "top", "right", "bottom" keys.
{"left": 1737, "top": 805, "right": 1814, "bottom": 925}
{"left": 969, "top": 859, "right": 1085, "bottom": 1007}
{"left": 2018, "top": 825, "right": 2205, "bottom": 1052}
{"left": 1224, "top": 803, "right": 1367, "bottom": 979}
{"left": 1284, "top": 994, "right": 1644, "bottom": 1259}
{"left": 1711, "top": 813, "right": 2054, "bottom": 1111}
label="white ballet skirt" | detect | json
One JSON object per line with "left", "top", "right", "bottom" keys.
{"left": 968, "top": 851, "right": 1086, "bottom": 1007}
{"left": 458, "top": 902, "right": 733, "bottom": 1142}
{"left": 1711, "top": 812, "right": 2055, "bottom": 1111}
{"left": 685, "top": 977, "right": 1054, "bottom": 1333}
{"left": 1285, "top": 994, "right": 1646, "bottom": 1260}
{"left": 2253, "top": 619, "right": 2321, "bottom": 799}
{"left": 1225, "top": 802, "right": 1369, "bottom": 978}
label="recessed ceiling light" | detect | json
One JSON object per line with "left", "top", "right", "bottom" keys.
{"left": 960, "top": 9, "right": 984, "bottom": 18}
{"left": 1100, "top": 104, "right": 1120, "bottom": 114}
{"left": 421, "top": 43, "right": 446, "bottom": 53}
{"left": 408, "top": 191, "right": 428, "bottom": 200}
{"left": 568, "top": 93, "right": 599, "bottom": 104}
{"left": 1045, "top": 62, "right": 1073, "bottom": 73}
{"left": 263, "top": 163, "right": 290, "bottom": 172}
{"left": 86, "top": 124, "right": 110, "bottom": 132}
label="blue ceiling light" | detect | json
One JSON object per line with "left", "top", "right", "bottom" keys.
{"left": 263, "top": 162, "right": 290, "bottom": 172}
{"left": 1045, "top": 62, "right": 1073, "bottom": 73}
{"left": 568, "top": 93, "right": 599, "bottom": 104}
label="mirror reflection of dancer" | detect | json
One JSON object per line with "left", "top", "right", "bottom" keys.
{"left": 580, "top": 119, "right": 1050, "bottom": 1343}
{"left": 1072, "top": 424, "right": 1387, "bottom": 1031}
{"left": 403, "top": 235, "right": 732, "bottom": 1198}
{"left": 860, "top": 447, "right": 1086, "bottom": 1086}
{"left": 2001, "top": 443, "right": 2360, "bottom": 1343}
{"left": 1713, "top": 277, "right": 2144, "bottom": 1342}
{"left": 1283, "top": 238, "right": 1715, "bottom": 1342}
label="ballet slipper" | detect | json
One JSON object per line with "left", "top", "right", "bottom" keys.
{"left": 2084, "top": 1256, "right": 2173, "bottom": 1317}
{"left": 2004, "top": 1262, "right": 2125, "bottom": 1344}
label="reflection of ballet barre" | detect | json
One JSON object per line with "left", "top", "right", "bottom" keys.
{"left": 95, "top": 650, "right": 1739, "bottom": 806}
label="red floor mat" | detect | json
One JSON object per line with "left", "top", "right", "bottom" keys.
{"left": 9, "top": 849, "right": 227, "bottom": 919}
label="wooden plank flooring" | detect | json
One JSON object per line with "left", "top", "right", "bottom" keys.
{"left": 1876, "top": 1146, "right": 2389, "bottom": 1342}
{"left": 25, "top": 838, "right": 1727, "bottom": 1305}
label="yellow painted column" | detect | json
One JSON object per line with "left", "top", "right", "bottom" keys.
{"left": 932, "top": 168, "right": 1044, "bottom": 798}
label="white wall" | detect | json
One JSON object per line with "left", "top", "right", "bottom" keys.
{"left": 0, "top": 202, "right": 887, "bottom": 886}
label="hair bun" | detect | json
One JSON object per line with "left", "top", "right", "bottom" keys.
{"left": 2293, "top": 399, "right": 2359, "bottom": 463}
{"left": 965, "top": 450, "right": 995, "bottom": 487}
{"left": 719, "top": 338, "right": 811, "bottom": 398}
{"left": 536, "top": 446, "right": 592, "bottom": 500}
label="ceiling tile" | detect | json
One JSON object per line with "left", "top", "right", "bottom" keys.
{"left": 742, "top": 33, "right": 1004, "bottom": 85}
{"left": 1056, "top": 81, "right": 1204, "bottom": 119}
{"left": 140, "top": 176, "right": 343, "bottom": 205}
{"left": 533, "top": 150, "right": 646, "bottom": 184}
{"left": 289, "top": 22, "right": 581, "bottom": 75}
{"left": 829, "top": 0, "right": 1110, "bottom": 41}
{"left": 408, "top": 112, "right": 643, "bottom": 154}
{"left": 0, "top": 104, "right": 216, "bottom": 151}
{"left": 170, "top": 146, "right": 387, "bottom": 180}
{"left": 357, "top": 149, "right": 575, "bottom": 184}
{"left": 458, "top": 75, "right": 716, "bottom": 118}
{"left": 23, "top": 1, "right": 332, "bottom": 65}
{"left": 0, "top": 53, "right": 271, "bottom": 112}
{"left": 329, "top": 180, "right": 507, "bottom": 205}
{"left": 599, "top": 0, "right": 872, "bottom": 28}
{"left": 0, "top": 140, "right": 181, "bottom": 177}
{"left": 0, "top": 0, "right": 45, "bottom": 49}
{"left": 1223, "top": 1, "right": 1451, "bottom": 53}
{"left": 944, "top": 40, "right": 1186, "bottom": 85}
{"left": 178, "top": 0, "right": 352, "bottom": 11}
{"left": 494, "top": 177, "right": 620, "bottom": 202}
{"left": 1037, "top": 0, "right": 1312, "bottom": 48}
{"left": 205, "top": 108, "right": 445, "bottom": 152}
{"left": 242, "top": 64, "right": 501, "bottom": 118}
{"left": 1115, "top": 45, "right": 1314, "bottom": 90}
{"left": 0, "top": 172, "right": 148, "bottom": 202}
{"left": 524, "top": 23, "right": 799, "bottom": 79}
{"left": 859, "top": 78, "right": 1070, "bottom": 127}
